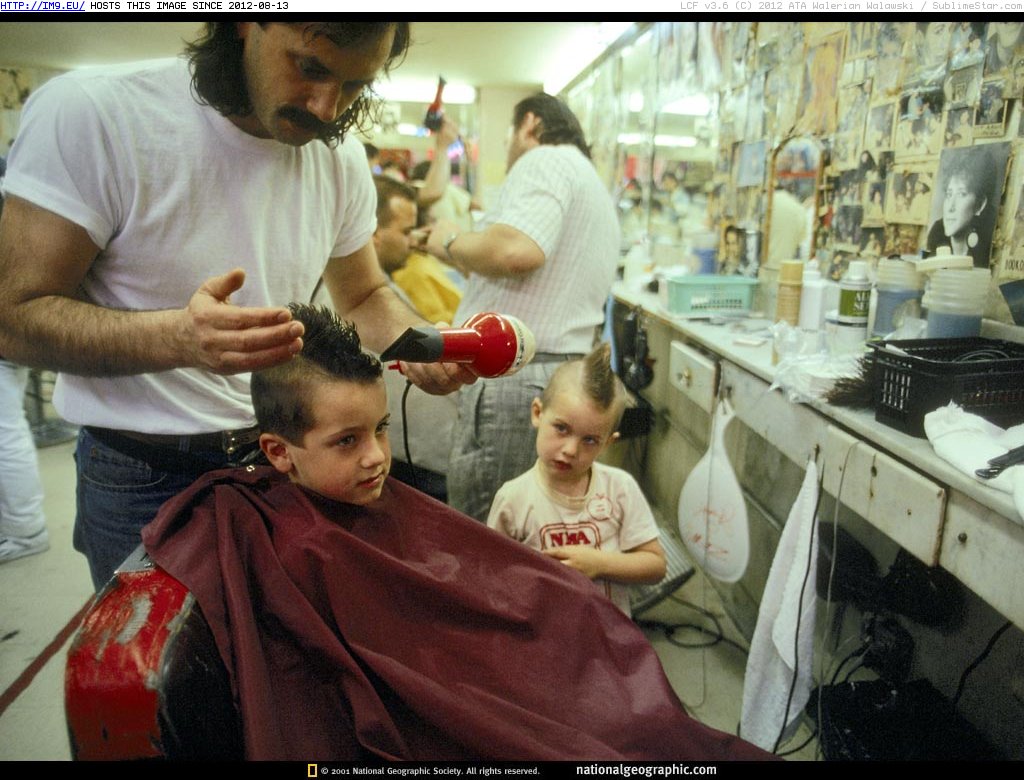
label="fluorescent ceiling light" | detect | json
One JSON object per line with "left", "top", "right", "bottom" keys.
{"left": 396, "top": 123, "right": 430, "bottom": 137}
{"left": 617, "top": 132, "right": 646, "bottom": 146}
{"left": 661, "top": 95, "right": 712, "bottom": 116}
{"left": 655, "top": 135, "right": 698, "bottom": 148}
{"left": 545, "top": 22, "right": 637, "bottom": 95}
{"left": 375, "top": 79, "right": 476, "bottom": 105}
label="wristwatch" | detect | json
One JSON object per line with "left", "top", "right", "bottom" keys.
{"left": 442, "top": 232, "right": 460, "bottom": 263}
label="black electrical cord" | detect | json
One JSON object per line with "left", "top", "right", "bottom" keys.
{"left": 952, "top": 620, "right": 1012, "bottom": 708}
{"left": 670, "top": 595, "right": 750, "bottom": 653}
{"left": 830, "top": 643, "right": 869, "bottom": 685}
{"left": 401, "top": 379, "right": 420, "bottom": 491}
{"left": 637, "top": 597, "right": 750, "bottom": 654}
{"left": 840, "top": 659, "right": 866, "bottom": 684}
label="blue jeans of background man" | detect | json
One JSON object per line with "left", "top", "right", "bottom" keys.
{"left": 73, "top": 426, "right": 258, "bottom": 591}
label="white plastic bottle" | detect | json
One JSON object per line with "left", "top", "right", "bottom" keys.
{"left": 798, "top": 261, "right": 828, "bottom": 331}
{"left": 835, "top": 259, "right": 871, "bottom": 352}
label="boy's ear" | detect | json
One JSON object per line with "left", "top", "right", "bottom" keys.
{"left": 259, "top": 433, "right": 294, "bottom": 475}
{"left": 530, "top": 397, "right": 543, "bottom": 428}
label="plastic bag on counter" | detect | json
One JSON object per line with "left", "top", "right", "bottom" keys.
{"left": 770, "top": 321, "right": 862, "bottom": 404}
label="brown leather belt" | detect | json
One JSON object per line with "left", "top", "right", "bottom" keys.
{"left": 89, "top": 426, "right": 260, "bottom": 455}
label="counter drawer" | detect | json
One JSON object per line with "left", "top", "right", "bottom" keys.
{"left": 823, "top": 426, "right": 947, "bottom": 566}
{"left": 940, "top": 493, "right": 1024, "bottom": 631}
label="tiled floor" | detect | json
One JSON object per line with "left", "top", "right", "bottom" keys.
{"left": 0, "top": 434, "right": 816, "bottom": 762}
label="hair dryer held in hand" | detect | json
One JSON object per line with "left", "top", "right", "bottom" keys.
{"left": 380, "top": 313, "right": 536, "bottom": 378}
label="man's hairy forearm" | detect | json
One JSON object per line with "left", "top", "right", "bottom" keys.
{"left": 2, "top": 295, "right": 184, "bottom": 376}
{"left": 342, "top": 284, "right": 429, "bottom": 354}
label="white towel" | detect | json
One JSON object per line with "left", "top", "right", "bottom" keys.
{"left": 740, "top": 460, "right": 819, "bottom": 751}
{"left": 924, "top": 403, "right": 1024, "bottom": 522}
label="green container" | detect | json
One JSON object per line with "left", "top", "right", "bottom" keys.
{"left": 664, "top": 274, "right": 759, "bottom": 316}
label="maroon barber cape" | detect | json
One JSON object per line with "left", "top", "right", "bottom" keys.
{"left": 142, "top": 466, "right": 774, "bottom": 762}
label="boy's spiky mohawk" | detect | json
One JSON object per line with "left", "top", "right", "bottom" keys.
{"left": 541, "top": 343, "right": 626, "bottom": 431}
{"left": 251, "top": 304, "right": 382, "bottom": 443}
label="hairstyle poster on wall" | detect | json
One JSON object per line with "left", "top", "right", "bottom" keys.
{"left": 926, "top": 142, "right": 1011, "bottom": 267}
{"left": 943, "top": 107, "right": 975, "bottom": 148}
{"left": 894, "top": 86, "right": 945, "bottom": 159}
{"left": 798, "top": 33, "right": 843, "bottom": 135}
{"left": 907, "top": 21, "right": 954, "bottom": 88}
{"left": 974, "top": 80, "right": 1009, "bottom": 138}
{"left": 865, "top": 102, "right": 896, "bottom": 156}
{"left": 886, "top": 166, "right": 935, "bottom": 225}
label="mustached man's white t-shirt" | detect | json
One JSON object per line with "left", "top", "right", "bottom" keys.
{"left": 4, "top": 57, "right": 376, "bottom": 433}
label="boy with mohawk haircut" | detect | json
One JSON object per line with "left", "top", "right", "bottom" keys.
{"left": 252, "top": 303, "right": 391, "bottom": 507}
{"left": 488, "top": 343, "right": 666, "bottom": 616}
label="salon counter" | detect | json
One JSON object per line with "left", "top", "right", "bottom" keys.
{"left": 613, "top": 280, "right": 1024, "bottom": 630}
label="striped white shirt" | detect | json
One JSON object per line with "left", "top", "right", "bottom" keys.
{"left": 453, "top": 145, "right": 620, "bottom": 354}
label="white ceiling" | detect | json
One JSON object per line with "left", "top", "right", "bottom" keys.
{"left": 0, "top": 21, "right": 617, "bottom": 93}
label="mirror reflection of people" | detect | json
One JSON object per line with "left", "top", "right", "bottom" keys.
{"left": 926, "top": 149, "right": 997, "bottom": 266}
{"left": 766, "top": 187, "right": 811, "bottom": 269}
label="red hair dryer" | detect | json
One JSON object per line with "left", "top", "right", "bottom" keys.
{"left": 380, "top": 312, "right": 536, "bottom": 378}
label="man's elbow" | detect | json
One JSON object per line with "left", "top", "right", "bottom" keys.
{"left": 499, "top": 243, "right": 545, "bottom": 276}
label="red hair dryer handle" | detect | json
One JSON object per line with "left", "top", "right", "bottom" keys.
{"left": 458, "top": 312, "right": 534, "bottom": 378}
{"left": 437, "top": 328, "right": 484, "bottom": 362}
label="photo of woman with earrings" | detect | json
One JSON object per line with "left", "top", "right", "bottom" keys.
{"left": 926, "top": 143, "right": 1010, "bottom": 267}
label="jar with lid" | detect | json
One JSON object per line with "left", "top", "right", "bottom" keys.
{"left": 872, "top": 256, "right": 924, "bottom": 338}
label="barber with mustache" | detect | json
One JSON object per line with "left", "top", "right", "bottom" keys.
{"left": 0, "top": 22, "right": 475, "bottom": 590}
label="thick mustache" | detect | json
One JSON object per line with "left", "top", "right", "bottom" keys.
{"left": 278, "top": 106, "right": 329, "bottom": 134}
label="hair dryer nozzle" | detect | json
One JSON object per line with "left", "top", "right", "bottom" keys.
{"left": 379, "top": 326, "right": 446, "bottom": 363}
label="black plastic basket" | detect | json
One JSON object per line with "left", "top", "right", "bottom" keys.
{"left": 868, "top": 337, "right": 1024, "bottom": 438}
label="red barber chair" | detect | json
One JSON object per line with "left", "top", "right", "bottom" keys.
{"left": 65, "top": 546, "right": 243, "bottom": 760}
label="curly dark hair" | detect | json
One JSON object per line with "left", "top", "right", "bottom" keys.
{"left": 251, "top": 304, "right": 382, "bottom": 443}
{"left": 512, "top": 92, "right": 591, "bottom": 159}
{"left": 186, "top": 22, "right": 410, "bottom": 147}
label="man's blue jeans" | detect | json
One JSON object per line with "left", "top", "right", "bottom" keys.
{"left": 73, "top": 426, "right": 255, "bottom": 591}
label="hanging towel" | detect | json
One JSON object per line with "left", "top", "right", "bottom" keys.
{"left": 740, "top": 460, "right": 819, "bottom": 752}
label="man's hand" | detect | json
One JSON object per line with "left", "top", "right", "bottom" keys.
{"left": 180, "top": 268, "right": 305, "bottom": 374}
{"left": 397, "top": 359, "right": 477, "bottom": 395}
{"left": 435, "top": 116, "right": 460, "bottom": 150}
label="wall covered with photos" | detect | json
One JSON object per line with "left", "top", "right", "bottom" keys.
{"left": 568, "top": 21, "right": 1024, "bottom": 328}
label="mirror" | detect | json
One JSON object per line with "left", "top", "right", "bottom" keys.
{"left": 764, "top": 136, "right": 821, "bottom": 270}
{"left": 610, "top": 29, "right": 657, "bottom": 254}
{"left": 358, "top": 99, "right": 479, "bottom": 195}
{"left": 565, "top": 22, "right": 720, "bottom": 276}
